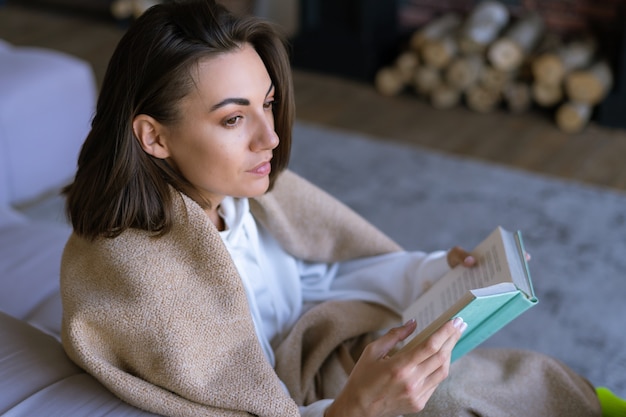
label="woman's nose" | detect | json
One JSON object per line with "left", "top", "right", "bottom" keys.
{"left": 253, "top": 115, "right": 279, "bottom": 150}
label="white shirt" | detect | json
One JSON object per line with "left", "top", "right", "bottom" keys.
{"left": 218, "top": 197, "right": 450, "bottom": 417}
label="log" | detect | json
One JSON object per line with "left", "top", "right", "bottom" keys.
{"left": 503, "top": 81, "right": 532, "bottom": 113}
{"left": 533, "top": 32, "right": 564, "bottom": 56}
{"left": 445, "top": 54, "right": 484, "bottom": 91}
{"left": 394, "top": 50, "right": 420, "bottom": 83}
{"left": 488, "top": 12, "right": 544, "bottom": 72}
{"left": 374, "top": 51, "right": 420, "bottom": 96}
{"left": 112, "top": 0, "right": 160, "bottom": 19}
{"left": 421, "top": 35, "right": 458, "bottom": 69}
{"left": 413, "top": 66, "right": 442, "bottom": 96}
{"left": 531, "top": 81, "right": 563, "bottom": 107}
{"left": 430, "top": 84, "right": 461, "bottom": 109}
{"left": 410, "top": 13, "right": 462, "bottom": 52}
{"left": 564, "top": 60, "right": 613, "bottom": 105}
{"left": 465, "top": 84, "right": 501, "bottom": 113}
{"left": 531, "top": 53, "right": 565, "bottom": 86}
{"left": 480, "top": 65, "right": 512, "bottom": 93}
{"left": 132, "top": 0, "right": 161, "bottom": 17}
{"left": 458, "top": 0, "right": 510, "bottom": 55}
{"left": 111, "top": 0, "right": 134, "bottom": 19}
{"left": 555, "top": 101, "right": 592, "bottom": 133}
{"left": 375, "top": 66, "right": 405, "bottom": 97}
{"left": 531, "top": 37, "right": 596, "bottom": 86}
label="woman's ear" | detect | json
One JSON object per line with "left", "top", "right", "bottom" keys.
{"left": 132, "top": 114, "right": 170, "bottom": 159}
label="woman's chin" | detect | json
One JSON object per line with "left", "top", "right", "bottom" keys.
{"left": 241, "top": 180, "right": 271, "bottom": 198}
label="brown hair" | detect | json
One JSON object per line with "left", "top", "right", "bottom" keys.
{"left": 64, "top": 0, "right": 295, "bottom": 239}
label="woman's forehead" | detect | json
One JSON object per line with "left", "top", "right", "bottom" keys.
{"left": 178, "top": 45, "right": 272, "bottom": 111}
{"left": 190, "top": 46, "right": 271, "bottom": 95}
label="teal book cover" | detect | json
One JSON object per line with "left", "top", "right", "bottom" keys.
{"left": 401, "top": 227, "right": 538, "bottom": 358}
{"left": 451, "top": 288, "right": 538, "bottom": 362}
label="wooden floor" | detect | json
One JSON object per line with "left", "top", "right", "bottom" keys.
{"left": 3, "top": 4, "right": 626, "bottom": 193}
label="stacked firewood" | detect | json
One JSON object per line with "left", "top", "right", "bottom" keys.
{"left": 375, "top": 1, "right": 614, "bottom": 133}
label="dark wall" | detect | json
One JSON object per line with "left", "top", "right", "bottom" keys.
{"left": 7, "top": 0, "right": 114, "bottom": 18}
{"left": 290, "top": 0, "right": 399, "bottom": 81}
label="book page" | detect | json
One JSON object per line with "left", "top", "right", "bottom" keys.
{"left": 403, "top": 227, "right": 516, "bottom": 334}
{"left": 501, "top": 231, "right": 533, "bottom": 297}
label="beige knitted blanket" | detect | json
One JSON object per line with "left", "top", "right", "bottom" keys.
{"left": 61, "top": 170, "right": 600, "bottom": 417}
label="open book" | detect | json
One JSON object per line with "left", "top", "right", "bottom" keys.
{"left": 400, "top": 226, "right": 537, "bottom": 362}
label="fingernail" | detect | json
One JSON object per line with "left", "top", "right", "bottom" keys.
{"left": 460, "top": 322, "right": 468, "bottom": 333}
{"left": 453, "top": 317, "right": 469, "bottom": 333}
{"left": 405, "top": 318, "right": 416, "bottom": 326}
{"left": 464, "top": 256, "right": 475, "bottom": 265}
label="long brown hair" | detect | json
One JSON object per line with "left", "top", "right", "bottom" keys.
{"left": 64, "top": 0, "right": 295, "bottom": 239}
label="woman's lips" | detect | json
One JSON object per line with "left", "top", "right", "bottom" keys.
{"left": 249, "top": 160, "right": 271, "bottom": 175}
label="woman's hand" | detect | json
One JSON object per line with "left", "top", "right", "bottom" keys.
{"left": 324, "top": 317, "right": 466, "bottom": 417}
{"left": 446, "top": 246, "right": 476, "bottom": 268}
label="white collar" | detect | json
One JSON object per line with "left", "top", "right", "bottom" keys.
{"left": 218, "top": 197, "right": 249, "bottom": 244}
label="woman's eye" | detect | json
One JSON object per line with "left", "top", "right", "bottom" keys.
{"left": 263, "top": 100, "right": 275, "bottom": 110}
{"left": 224, "top": 116, "right": 242, "bottom": 127}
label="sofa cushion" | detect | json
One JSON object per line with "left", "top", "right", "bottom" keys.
{"left": 0, "top": 41, "right": 96, "bottom": 206}
{"left": 0, "top": 216, "right": 71, "bottom": 338}
{"left": 0, "top": 311, "right": 159, "bottom": 416}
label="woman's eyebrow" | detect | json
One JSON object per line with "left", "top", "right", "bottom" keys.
{"left": 265, "top": 82, "right": 274, "bottom": 98}
{"left": 210, "top": 97, "right": 250, "bottom": 111}
{"left": 210, "top": 82, "right": 274, "bottom": 111}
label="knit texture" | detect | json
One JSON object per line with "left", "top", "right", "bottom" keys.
{"left": 415, "top": 348, "right": 602, "bottom": 417}
{"left": 61, "top": 170, "right": 602, "bottom": 416}
{"left": 60, "top": 170, "right": 401, "bottom": 416}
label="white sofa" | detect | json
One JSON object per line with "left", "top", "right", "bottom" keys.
{"left": 0, "top": 41, "right": 158, "bottom": 416}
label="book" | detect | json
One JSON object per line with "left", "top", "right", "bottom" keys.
{"left": 400, "top": 226, "right": 537, "bottom": 362}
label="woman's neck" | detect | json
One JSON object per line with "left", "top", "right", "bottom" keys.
{"left": 206, "top": 207, "right": 225, "bottom": 231}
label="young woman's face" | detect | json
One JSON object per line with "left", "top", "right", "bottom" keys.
{"left": 160, "top": 43, "right": 278, "bottom": 208}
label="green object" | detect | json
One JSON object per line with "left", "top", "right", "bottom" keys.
{"left": 596, "top": 387, "right": 626, "bottom": 417}
{"left": 451, "top": 288, "right": 537, "bottom": 362}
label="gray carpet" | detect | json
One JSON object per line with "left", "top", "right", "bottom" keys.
{"left": 289, "top": 121, "right": 626, "bottom": 393}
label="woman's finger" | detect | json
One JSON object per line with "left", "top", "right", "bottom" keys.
{"left": 399, "top": 317, "right": 465, "bottom": 365}
{"left": 418, "top": 320, "right": 464, "bottom": 388}
{"left": 366, "top": 319, "right": 418, "bottom": 359}
{"left": 447, "top": 246, "right": 476, "bottom": 268}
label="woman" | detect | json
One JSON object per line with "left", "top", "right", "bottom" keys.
{"left": 61, "top": 1, "right": 621, "bottom": 416}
